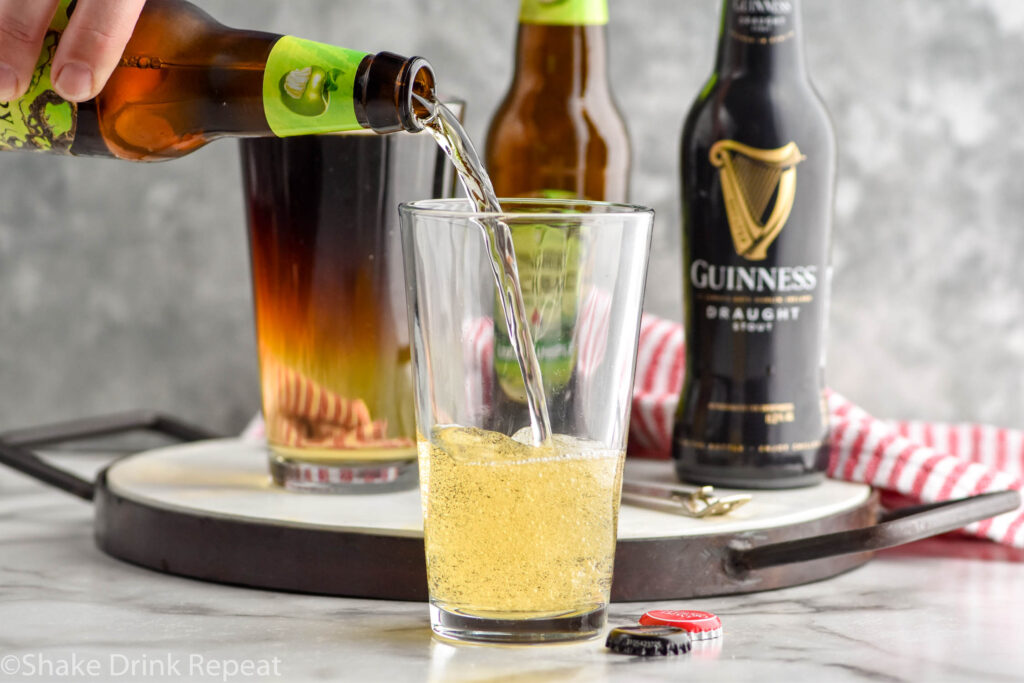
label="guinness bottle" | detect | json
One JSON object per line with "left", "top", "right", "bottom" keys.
{"left": 672, "top": 0, "right": 836, "bottom": 488}
{"left": 0, "top": 0, "right": 434, "bottom": 161}
{"left": 484, "top": 0, "right": 630, "bottom": 418}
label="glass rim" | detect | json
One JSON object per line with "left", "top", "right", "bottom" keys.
{"left": 399, "top": 197, "right": 655, "bottom": 221}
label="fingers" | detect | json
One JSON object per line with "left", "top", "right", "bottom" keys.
{"left": 0, "top": 0, "right": 61, "bottom": 100}
{"left": 51, "top": 0, "right": 147, "bottom": 102}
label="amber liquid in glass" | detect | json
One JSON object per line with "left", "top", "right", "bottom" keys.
{"left": 242, "top": 132, "right": 448, "bottom": 484}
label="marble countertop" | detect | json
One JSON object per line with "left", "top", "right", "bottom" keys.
{"left": 1, "top": 452, "right": 1022, "bottom": 683}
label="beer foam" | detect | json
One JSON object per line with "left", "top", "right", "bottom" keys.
{"left": 428, "top": 425, "right": 620, "bottom": 467}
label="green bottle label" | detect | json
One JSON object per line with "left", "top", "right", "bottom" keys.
{"left": 263, "top": 37, "right": 368, "bottom": 137}
{"left": 519, "top": 0, "right": 608, "bottom": 26}
{"left": 494, "top": 221, "right": 584, "bottom": 401}
{"left": 0, "top": 0, "right": 76, "bottom": 154}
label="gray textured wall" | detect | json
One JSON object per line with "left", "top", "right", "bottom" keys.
{"left": 1, "top": 0, "right": 1022, "bottom": 434}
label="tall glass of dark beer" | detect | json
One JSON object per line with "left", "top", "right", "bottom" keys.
{"left": 241, "top": 121, "right": 456, "bottom": 492}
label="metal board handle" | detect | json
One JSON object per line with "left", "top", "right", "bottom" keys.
{"left": 0, "top": 412, "right": 219, "bottom": 502}
{"left": 0, "top": 440, "right": 96, "bottom": 501}
{"left": 727, "top": 490, "right": 1021, "bottom": 575}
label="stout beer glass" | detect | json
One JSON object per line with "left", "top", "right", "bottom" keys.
{"left": 401, "top": 198, "right": 653, "bottom": 643}
{"left": 241, "top": 126, "right": 455, "bottom": 492}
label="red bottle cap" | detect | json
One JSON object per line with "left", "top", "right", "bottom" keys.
{"left": 639, "top": 610, "right": 723, "bottom": 640}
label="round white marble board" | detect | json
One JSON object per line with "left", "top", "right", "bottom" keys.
{"left": 104, "top": 439, "right": 871, "bottom": 540}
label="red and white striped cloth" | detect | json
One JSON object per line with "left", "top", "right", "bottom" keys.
{"left": 629, "top": 315, "right": 1024, "bottom": 549}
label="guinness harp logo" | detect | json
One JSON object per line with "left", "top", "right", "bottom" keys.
{"left": 710, "top": 140, "right": 805, "bottom": 261}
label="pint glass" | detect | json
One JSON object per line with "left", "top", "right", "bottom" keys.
{"left": 241, "top": 129, "right": 455, "bottom": 491}
{"left": 401, "top": 198, "right": 653, "bottom": 642}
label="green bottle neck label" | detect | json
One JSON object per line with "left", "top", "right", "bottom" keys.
{"left": 263, "top": 37, "right": 368, "bottom": 137}
{"left": 519, "top": 0, "right": 608, "bottom": 26}
{"left": 0, "top": 0, "right": 76, "bottom": 154}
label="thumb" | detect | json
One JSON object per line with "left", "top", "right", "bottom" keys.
{"left": 51, "top": 0, "right": 146, "bottom": 102}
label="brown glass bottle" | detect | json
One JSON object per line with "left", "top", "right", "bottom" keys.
{"left": 673, "top": 0, "right": 836, "bottom": 489}
{"left": 0, "top": 0, "right": 435, "bottom": 161}
{"left": 482, "top": 0, "right": 630, "bottom": 426}
{"left": 484, "top": 0, "right": 629, "bottom": 201}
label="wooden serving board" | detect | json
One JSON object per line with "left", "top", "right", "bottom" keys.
{"left": 94, "top": 438, "right": 878, "bottom": 601}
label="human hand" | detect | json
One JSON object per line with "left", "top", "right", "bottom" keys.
{"left": 0, "top": 0, "right": 146, "bottom": 102}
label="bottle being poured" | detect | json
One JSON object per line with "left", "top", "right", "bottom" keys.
{"left": 0, "top": 0, "right": 436, "bottom": 160}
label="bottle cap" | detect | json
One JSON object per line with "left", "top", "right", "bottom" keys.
{"left": 639, "top": 610, "right": 723, "bottom": 640}
{"left": 605, "top": 625, "right": 692, "bottom": 656}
